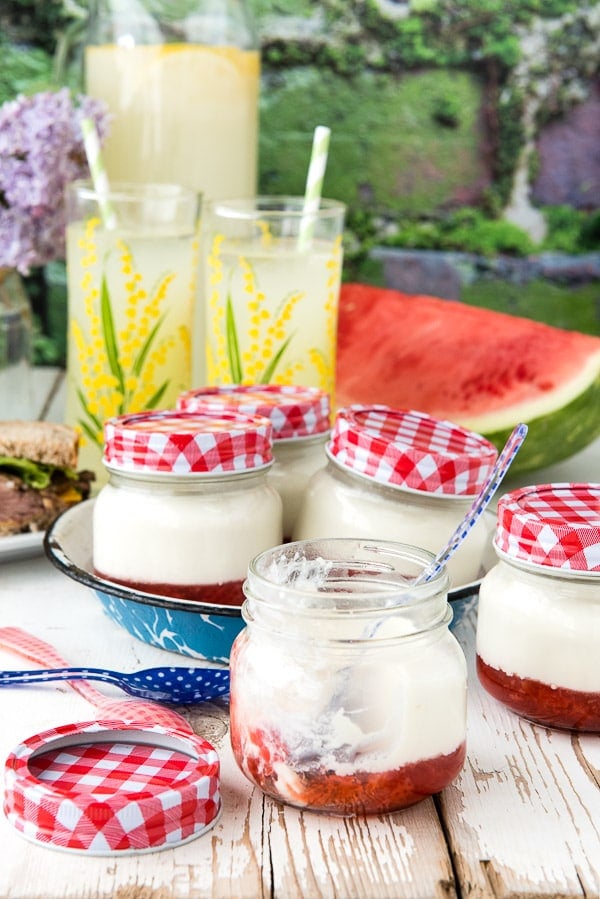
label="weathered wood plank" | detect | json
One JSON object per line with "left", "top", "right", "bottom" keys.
{"left": 444, "top": 601, "right": 600, "bottom": 898}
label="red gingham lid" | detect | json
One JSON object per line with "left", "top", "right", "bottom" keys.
{"left": 177, "top": 385, "right": 331, "bottom": 440}
{"left": 103, "top": 410, "right": 273, "bottom": 474}
{"left": 3, "top": 720, "right": 221, "bottom": 855}
{"left": 495, "top": 482, "right": 600, "bottom": 573}
{"left": 328, "top": 406, "right": 498, "bottom": 496}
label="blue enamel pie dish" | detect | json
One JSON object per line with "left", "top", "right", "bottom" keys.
{"left": 44, "top": 499, "right": 244, "bottom": 664}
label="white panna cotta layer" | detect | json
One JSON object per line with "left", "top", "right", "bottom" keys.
{"left": 93, "top": 477, "right": 282, "bottom": 585}
{"left": 293, "top": 465, "right": 493, "bottom": 588}
{"left": 477, "top": 562, "right": 600, "bottom": 692}
{"left": 234, "top": 623, "right": 467, "bottom": 774}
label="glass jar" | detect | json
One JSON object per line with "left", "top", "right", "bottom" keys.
{"left": 0, "top": 268, "right": 33, "bottom": 419}
{"left": 476, "top": 483, "right": 600, "bottom": 732}
{"left": 293, "top": 406, "right": 498, "bottom": 588}
{"left": 93, "top": 410, "right": 282, "bottom": 605}
{"left": 83, "top": 0, "right": 259, "bottom": 201}
{"left": 230, "top": 538, "right": 467, "bottom": 816}
{"left": 177, "top": 385, "right": 330, "bottom": 538}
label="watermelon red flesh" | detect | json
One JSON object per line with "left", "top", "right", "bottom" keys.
{"left": 335, "top": 283, "right": 600, "bottom": 472}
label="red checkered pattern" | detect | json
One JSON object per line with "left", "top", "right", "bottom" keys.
{"left": 328, "top": 406, "right": 498, "bottom": 496}
{"left": 104, "top": 410, "right": 273, "bottom": 474}
{"left": 177, "top": 384, "right": 331, "bottom": 439}
{"left": 4, "top": 721, "right": 221, "bottom": 854}
{"left": 495, "top": 482, "right": 600, "bottom": 572}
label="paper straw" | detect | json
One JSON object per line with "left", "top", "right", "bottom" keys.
{"left": 80, "top": 116, "right": 117, "bottom": 230}
{"left": 298, "top": 125, "right": 331, "bottom": 250}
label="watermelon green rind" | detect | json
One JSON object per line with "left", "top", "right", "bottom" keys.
{"left": 335, "top": 283, "right": 600, "bottom": 472}
{"left": 482, "top": 371, "right": 600, "bottom": 474}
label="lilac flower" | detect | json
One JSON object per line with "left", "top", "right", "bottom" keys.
{"left": 0, "top": 88, "right": 109, "bottom": 274}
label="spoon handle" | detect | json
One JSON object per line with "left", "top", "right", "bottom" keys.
{"left": 0, "top": 668, "right": 119, "bottom": 686}
{"left": 415, "top": 422, "right": 528, "bottom": 585}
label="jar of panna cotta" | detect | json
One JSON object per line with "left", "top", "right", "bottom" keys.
{"left": 93, "top": 410, "right": 282, "bottom": 606}
{"left": 177, "top": 385, "right": 330, "bottom": 539}
{"left": 230, "top": 538, "right": 467, "bottom": 816}
{"left": 477, "top": 483, "right": 600, "bottom": 732}
{"left": 293, "top": 406, "right": 498, "bottom": 588}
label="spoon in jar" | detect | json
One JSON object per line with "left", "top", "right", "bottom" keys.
{"left": 413, "top": 422, "right": 528, "bottom": 585}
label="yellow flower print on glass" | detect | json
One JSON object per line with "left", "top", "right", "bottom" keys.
{"left": 204, "top": 198, "right": 345, "bottom": 397}
{"left": 65, "top": 215, "right": 198, "bottom": 478}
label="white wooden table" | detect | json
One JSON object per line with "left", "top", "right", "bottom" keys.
{"left": 1, "top": 367, "right": 599, "bottom": 899}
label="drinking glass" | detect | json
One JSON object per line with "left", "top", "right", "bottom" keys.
{"left": 202, "top": 196, "right": 345, "bottom": 398}
{"left": 65, "top": 181, "right": 201, "bottom": 479}
{"left": 0, "top": 268, "right": 33, "bottom": 419}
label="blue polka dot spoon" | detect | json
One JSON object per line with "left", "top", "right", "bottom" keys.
{"left": 0, "top": 663, "right": 230, "bottom": 704}
{"left": 0, "top": 627, "right": 227, "bottom": 731}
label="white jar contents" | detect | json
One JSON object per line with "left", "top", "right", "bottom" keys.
{"left": 230, "top": 538, "right": 467, "bottom": 816}
{"left": 293, "top": 406, "right": 498, "bottom": 588}
{"left": 477, "top": 482, "right": 600, "bottom": 731}
{"left": 178, "top": 385, "right": 329, "bottom": 538}
{"left": 93, "top": 410, "right": 282, "bottom": 606}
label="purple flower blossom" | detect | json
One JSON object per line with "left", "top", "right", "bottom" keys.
{"left": 0, "top": 88, "right": 109, "bottom": 274}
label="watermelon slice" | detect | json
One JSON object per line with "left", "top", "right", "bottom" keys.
{"left": 335, "top": 283, "right": 600, "bottom": 474}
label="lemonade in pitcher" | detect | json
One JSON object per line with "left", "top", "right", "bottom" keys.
{"left": 84, "top": 1, "right": 259, "bottom": 200}
{"left": 85, "top": 44, "right": 259, "bottom": 200}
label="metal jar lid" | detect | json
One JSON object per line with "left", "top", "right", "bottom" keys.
{"left": 328, "top": 405, "right": 498, "bottom": 497}
{"left": 4, "top": 720, "right": 221, "bottom": 855}
{"left": 103, "top": 409, "right": 273, "bottom": 474}
{"left": 177, "top": 384, "right": 330, "bottom": 440}
{"left": 495, "top": 482, "right": 600, "bottom": 573}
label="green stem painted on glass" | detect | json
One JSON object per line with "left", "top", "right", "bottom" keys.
{"left": 225, "top": 293, "right": 243, "bottom": 383}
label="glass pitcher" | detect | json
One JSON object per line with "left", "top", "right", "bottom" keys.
{"left": 83, "top": 0, "right": 260, "bottom": 202}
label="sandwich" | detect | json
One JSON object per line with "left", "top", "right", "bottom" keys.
{"left": 0, "top": 420, "right": 94, "bottom": 536}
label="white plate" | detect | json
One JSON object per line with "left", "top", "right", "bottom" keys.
{"left": 0, "top": 530, "right": 45, "bottom": 562}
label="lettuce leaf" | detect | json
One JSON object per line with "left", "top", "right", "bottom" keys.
{"left": 0, "top": 456, "right": 77, "bottom": 490}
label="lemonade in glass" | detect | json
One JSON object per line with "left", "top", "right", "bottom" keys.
{"left": 203, "top": 197, "right": 345, "bottom": 398}
{"left": 65, "top": 182, "right": 201, "bottom": 480}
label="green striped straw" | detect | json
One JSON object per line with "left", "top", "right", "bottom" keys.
{"left": 80, "top": 116, "right": 117, "bottom": 230}
{"left": 298, "top": 125, "right": 331, "bottom": 251}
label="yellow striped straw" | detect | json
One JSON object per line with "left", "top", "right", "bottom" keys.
{"left": 80, "top": 116, "right": 117, "bottom": 230}
{"left": 298, "top": 125, "right": 331, "bottom": 251}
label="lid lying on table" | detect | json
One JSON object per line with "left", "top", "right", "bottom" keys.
{"left": 103, "top": 409, "right": 273, "bottom": 474}
{"left": 3, "top": 720, "right": 221, "bottom": 855}
{"left": 495, "top": 482, "right": 600, "bottom": 573}
{"left": 177, "top": 384, "right": 331, "bottom": 439}
{"left": 328, "top": 406, "right": 498, "bottom": 497}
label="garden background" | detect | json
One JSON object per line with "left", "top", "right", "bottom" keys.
{"left": 1, "top": 0, "right": 599, "bottom": 364}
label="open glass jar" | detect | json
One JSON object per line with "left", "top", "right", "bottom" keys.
{"left": 476, "top": 483, "right": 600, "bottom": 732}
{"left": 230, "top": 538, "right": 467, "bottom": 816}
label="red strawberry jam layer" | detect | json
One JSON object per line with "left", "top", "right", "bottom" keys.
{"left": 477, "top": 655, "right": 600, "bottom": 732}
{"left": 94, "top": 570, "right": 244, "bottom": 606}
{"left": 231, "top": 723, "right": 466, "bottom": 815}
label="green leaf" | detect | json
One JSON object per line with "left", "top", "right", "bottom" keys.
{"left": 75, "top": 389, "right": 103, "bottom": 448}
{"left": 145, "top": 380, "right": 170, "bottom": 410}
{"left": 261, "top": 333, "right": 295, "bottom": 384}
{"left": 0, "top": 456, "right": 52, "bottom": 489}
{"left": 76, "top": 388, "right": 102, "bottom": 432}
{"left": 132, "top": 314, "right": 166, "bottom": 378}
{"left": 78, "top": 419, "right": 103, "bottom": 448}
{"left": 225, "top": 293, "right": 243, "bottom": 383}
{"left": 100, "top": 271, "right": 125, "bottom": 397}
